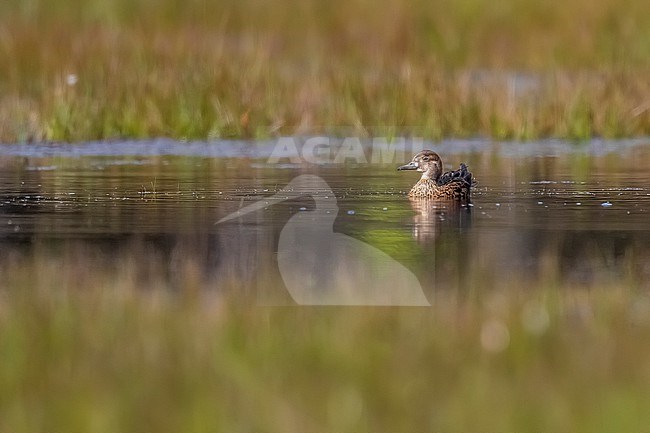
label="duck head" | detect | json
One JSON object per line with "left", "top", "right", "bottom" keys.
{"left": 397, "top": 150, "right": 443, "bottom": 181}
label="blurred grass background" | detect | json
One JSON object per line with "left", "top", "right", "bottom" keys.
{"left": 1, "top": 249, "right": 649, "bottom": 431}
{"left": 0, "top": 0, "right": 648, "bottom": 141}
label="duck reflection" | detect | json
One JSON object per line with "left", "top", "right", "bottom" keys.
{"left": 409, "top": 198, "right": 472, "bottom": 245}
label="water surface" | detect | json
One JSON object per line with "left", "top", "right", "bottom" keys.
{"left": 1, "top": 139, "right": 648, "bottom": 301}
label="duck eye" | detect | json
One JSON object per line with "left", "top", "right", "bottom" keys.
{"left": 422, "top": 157, "right": 429, "bottom": 161}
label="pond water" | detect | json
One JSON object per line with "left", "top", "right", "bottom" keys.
{"left": 1, "top": 139, "right": 648, "bottom": 303}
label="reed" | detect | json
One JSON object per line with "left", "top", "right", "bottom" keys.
{"left": 0, "top": 0, "right": 648, "bottom": 142}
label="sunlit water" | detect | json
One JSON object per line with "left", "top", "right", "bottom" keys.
{"left": 1, "top": 139, "right": 648, "bottom": 301}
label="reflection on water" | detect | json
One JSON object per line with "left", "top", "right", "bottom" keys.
{"left": 408, "top": 199, "right": 472, "bottom": 245}
{"left": 0, "top": 140, "right": 648, "bottom": 301}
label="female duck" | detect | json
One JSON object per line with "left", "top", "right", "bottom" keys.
{"left": 398, "top": 150, "right": 473, "bottom": 200}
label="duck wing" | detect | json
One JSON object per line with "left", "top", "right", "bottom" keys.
{"left": 437, "top": 163, "right": 473, "bottom": 187}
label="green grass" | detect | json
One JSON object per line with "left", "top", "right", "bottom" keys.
{"left": 0, "top": 245, "right": 649, "bottom": 431}
{"left": 0, "top": 0, "right": 649, "bottom": 142}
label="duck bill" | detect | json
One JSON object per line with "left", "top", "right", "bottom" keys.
{"left": 397, "top": 161, "right": 418, "bottom": 171}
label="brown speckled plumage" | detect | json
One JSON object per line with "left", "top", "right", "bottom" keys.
{"left": 398, "top": 150, "right": 473, "bottom": 200}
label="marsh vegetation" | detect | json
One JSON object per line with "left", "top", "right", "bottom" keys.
{"left": 0, "top": 0, "right": 649, "bottom": 142}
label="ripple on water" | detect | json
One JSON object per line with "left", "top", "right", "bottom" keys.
{"left": 0, "top": 139, "right": 648, "bottom": 291}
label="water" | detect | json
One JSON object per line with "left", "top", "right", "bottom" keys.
{"left": 1, "top": 139, "right": 648, "bottom": 301}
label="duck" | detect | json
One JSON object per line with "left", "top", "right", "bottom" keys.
{"left": 397, "top": 150, "right": 473, "bottom": 200}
